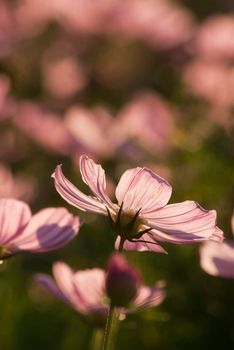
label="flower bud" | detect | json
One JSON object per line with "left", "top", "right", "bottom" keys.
{"left": 105, "top": 253, "right": 141, "bottom": 307}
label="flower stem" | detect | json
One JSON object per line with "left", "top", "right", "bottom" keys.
{"left": 90, "top": 328, "right": 103, "bottom": 350}
{"left": 101, "top": 302, "right": 117, "bottom": 350}
{"left": 101, "top": 236, "right": 124, "bottom": 350}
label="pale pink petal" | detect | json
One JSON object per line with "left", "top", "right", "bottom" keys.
{"left": 79, "top": 155, "right": 116, "bottom": 210}
{"left": 140, "top": 233, "right": 167, "bottom": 253}
{"left": 211, "top": 227, "right": 224, "bottom": 242}
{"left": 115, "top": 167, "right": 172, "bottom": 213}
{"left": 52, "top": 262, "right": 81, "bottom": 309}
{"left": 35, "top": 273, "right": 69, "bottom": 304}
{"left": 11, "top": 208, "right": 80, "bottom": 252}
{"left": 147, "top": 201, "right": 222, "bottom": 243}
{"left": 0, "top": 199, "right": 32, "bottom": 245}
{"left": 200, "top": 241, "right": 234, "bottom": 278}
{"left": 133, "top": 284, "right": 165, "bottom": 310}
{"left": 36, "top": 264, "right": 107, "bottom": 317}
{"left": 114, "top": 236, "right": 166, "bottom": 253}
{"left": 72, "top": 269, "right": 106, "bottom": 312}
{"left": 52, "top": 165, "right": 108, "bottom": 215}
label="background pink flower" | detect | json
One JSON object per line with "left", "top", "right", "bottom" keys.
{"left": 36, "top": 255, "right": 165, "bottom": 326}
{"left": 200, "top": 212, "right": 234, "bottom": 278}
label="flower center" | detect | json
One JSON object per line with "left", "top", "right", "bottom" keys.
{"left": 113, "top": 204, "right": 146, "bottom": 240}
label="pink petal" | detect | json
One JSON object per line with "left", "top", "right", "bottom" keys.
{"left": 211, "top": 226, "right": 224, "bottom": 242}
{"left": 114, "top": 236, "right": 166, "bottom": 253}
{"left": 79, "top": 155, "right": 116, "bottom": 210}
{"left": 115, "top": 167, "right": 172, "bottom": 214}
{"left": 35, "top": 273, "right": 69, "bottom": 304}
{"left": 52, "top": 165, "right": 108, "bottom": 215}
{"left": 72, "top": 269, "right": 106, "bottom": 312}
{"left": 200, "top": 241, "right": 234, "bottom": 278}
{"left": 11, "top": 208, "right": 80, "bottom": 252}
{"left": 52, "top": 262, "right": 81, "bottom": 309}
{"left": 147, "top": 201, "right": 222, "bottom": 243}
{"left": 133, "top": 284, "right": 165, "bottom": 310}
{"left": 0, "top": 199, "right": 31, "bottom": 246}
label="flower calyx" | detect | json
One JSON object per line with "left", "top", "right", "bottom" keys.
{"left": 106, "top": 203, "right": 149, "bottom": 242}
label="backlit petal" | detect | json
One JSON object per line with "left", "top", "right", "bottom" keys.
{"left": 147, "top": 201, "right": 222, "bottom": 243}
{"left": 53, "top": 262, "right": 81, "bottom": 309}
{"left": 133, "top": 284, "right": 165, "bottom": 310}
{"left": 72, "top": 269, "right": 106, "bottom": 312}
{"left": 79, "top": 155, "right": 116, "bottom": 210}
{"left": 114, "top": 235, "right": 166, "bottom": 253}
{"left": 52, "top": 165, "right": 108, "bottom": 215}
{"left": 115, "top": 167, "right": 172, "bottom": 213}
{"left": 11, "top": 208, "right": 80, "bottom": 252}
{"left": 0, "top": 199, "right": 31, "bottom": 245}
{"left": 200, "top": 241, "right": 234, "bottom": 278}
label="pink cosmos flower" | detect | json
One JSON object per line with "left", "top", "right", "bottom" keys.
{"left": 64, "top": 105, "right": 115, "bottom": 160}
{"left": 41, "top": 55, "right": 87, "bottom": 100}
{"left": 108, "top": 0, "right": 196, "bottom": 51}
{"left": 183, "top": 60, "right": 234, "bottom": 108}
{"left": 200, "top": 212, "right": 234, "bottom": 278}
{"left": 12, "top": 102, "right": 87, "bottom": 156}
{"left": 115, "top": 91, "right": 175, "bottom": 154}
{"left": 0, "top": 198, "right": 80, "bottom": 259}
{"left": 195, "top": 15, "right": 234, "bottom": 61}
{"left": 53, "top": 155, "right": 223, "bottom": 253}
{"left": 35, "top": 256, "right": 165, "bottom": 326}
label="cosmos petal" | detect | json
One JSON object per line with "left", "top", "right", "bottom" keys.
{"left": 133, "top": 284, "right": 165, "bottom": 310}
{"left": 79, "top": 155, "right": 116, "bottom": 210}
{"left": 72, "top": 269, "right": 106, "bottom": 311}
{"left": 200, "top": 240, "right": 234, "bottom": 279}
{"left": 114, "top": 235, "right": 166, "bottom": 253}
{"left": 52, "top": 165, "right": 108, "bottom": 215}
{"left": 11, "top": 208, "right": 80, "bottom": 252}
{"left": 115, "top": 167, "right": 172, "bottom": 214}
{"left": 0, "top": 199, "right": 32, "bottom": 245}
{"left": 147, "top": 201, "right": 222, "bottom": 243}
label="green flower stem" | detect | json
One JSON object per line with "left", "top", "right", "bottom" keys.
{"left": 101, "top": 236, "right": 125, "bottom": 350}
{"left": 90, "top": 328, "right": 104, "bottom": 350}
{"left": 101, "top": 302, "right": 117, "bottom": 350}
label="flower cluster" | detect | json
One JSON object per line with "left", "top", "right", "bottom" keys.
{"left": 0, "top": 155, "right": 225, "bottom": 349}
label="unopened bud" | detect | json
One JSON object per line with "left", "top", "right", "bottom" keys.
{"left": 105, "top": 253, "right": 141, "bottom": 307}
